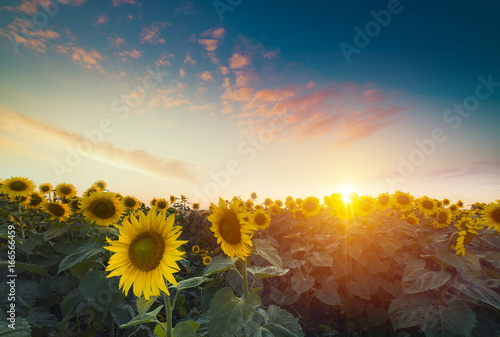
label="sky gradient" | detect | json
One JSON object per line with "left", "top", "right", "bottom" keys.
{"left": 1, "top": 0, "right": 499, "bottom": 207}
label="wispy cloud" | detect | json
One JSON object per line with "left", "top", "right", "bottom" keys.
{"left": 175, "top": 1, "right": 195, "bottom": 15}
{"left": 108, "top": 35, "right": 125, "bottom": 48}
{"left": 426, "top": 161, "right": 500, "bottom": 180}
{"left": 155, "top": 51, "right": 175, "bottom": 67}
{"left": 96, "top": 14, "right": 109, "bottom": 25}
{"left": 0, "top": 106, "right": 200, "bottom": 183}
{"left": 6, "top": 0, "right": 85, "bottom": 15}
{"left": 229, "top": 52, "right": 251, "bottom": 69}
{"left": 140, "top": 22, "right": 170, "bottom": 44}
{"left": 54, "top": 43, "right": 106, "bottom": 74}
{"left": 0, "top": 18, "right": 60, "bottom": 53}
{"left": 184, "top": 52, "right": 196, "bottom": 65}
{"left": 198, "top": 71, "right": 214, "bottom": 82}
{"left": 112, "top": 0, "right": 135, "bottom": 6}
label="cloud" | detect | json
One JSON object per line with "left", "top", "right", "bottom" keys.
{"left": 117, "top": 49, "right": 142, "bottom": 61}
{"left": 200, "top": 27, "right": 226, "bottom": 39}
{"left": 361, "top": 89, "right": 387, "bottom": 104}
{"left": 0, "top": 106, "right": 199, "bottom": 183}
{"left": 184, "top": 52, "right": 196, "bottom": 65}
{"left": 229, "top": 52, "right": 251, "bottom": 69}
{"left": 198, "top": 39, "right": 219, "bottom": 52}
{"left": 175, "top": 1, "right": 195, "bottom": 15}
{"left": 0, "top": 18, "right": 60, "bottom": 53}
{"left": 108, "top": 35, "right": 125, "bottom": 48}
{"left": 112, "top": 0, "right": 135, "bottom": 6}
{"left": 179, "top": 68, "right": 186, "bottom": 78}
{"left": 426, "top": 161, "right": 500, "bottom": 180}
{"left": 54, "top": 43, "right": 106, "bottom": 74}
{"left": 9, "top": 0, "right": 85, "bottom": 15}
{"left": 96, "top": 14, "right": 109, "bottom": 25}
{"left": 155, "top": 51, "right": 175, "bottom": 67}
{"left": 140, "top": 22, "right": 170, "bottom": 44}
{"left": 198, "top": 71, "right": 214, "bottom": 82}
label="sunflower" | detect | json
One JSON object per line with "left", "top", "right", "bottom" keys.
{"left": 415, "top": 196, "right": 437, "bottom": 217}
{"left": 192, "top": 245, "right": 200, "bottom": 254}
{"left": 254, "top": 204, "right": 263, "bottom": 210}
{"left": 269, "top": 203, "right": 281, "bottom": 215}
{"left": 192, "top": 202, "right": 200, "bottom": 210}
{"left": 286, "top": 200, "right": 298, "bottom": 211}
{"left": 42, "top": 201, "right": 72, "bottom": 222}
{"left": 404, "top": 214, "right": 420, "bottom": 225}
{"left": 434, "top": 208, "right": 452, "bottom": 228}
{"left": 377, "top": 193, "right": 391, "bottom": 210}
{"left": 27, "top": 192, "right": 45, "bottom": 208}
{"left": 84, "top": 186, "right": 99, "bottom": 197}
{"left": 122, "top": 195, "right": 140, "bottom": 211}
{"left": 55, "top": 183, "right": 77, "bottom": 198}
{"left": 208, "top": 197, "right": 256, "bottom": 260}
{"left": 181, "top": 194, "right": 187, "bottom": 202}
{"left": 250, "top": 209, "right": 271, "bottom": 230}
{"left": 295, "top": 198, "right": 303, "bottom": 206}
{"left": 390, "top": 191, "right": 414, "bottom": 212}
{"left": 250, "top": 192, "right": 257, "bottom": 200}
{"left": 263, "top": 198, "right": 273, "bottom": 207}
{"left": 448, "top": 204, "right": 459, "bottom": 213}
{"left": 203, "top": 256, "right": 212, "bottom": 266}
{"left": 93, "top": 180, "right": 107, "bottom": 191}
{"left": 354, "top": 195, "right": 377, "bottom": 217}
{"left": 150, "top": 198, "right": 158, "bottom": 207}
{"left": 105, "top": 211, "right": 187, "bottom": 299}
{"left": 244, "top": 199, "right": 254, "bottom": 210}
{"left": 480, "top": 200, "right": 500, "bottom": 231}
{"left": 301, "top": 196, "right": 321, "bottom": 217}
{"left": 69, "top": 197, "right": 81, "bottom": 211}
{"left": 457, "top": 200, "right": 464, "bottom": 208}
{"left": 80, "top": 191, "right": 124, "bottom": 226}
{"left": 39, "top": 183, "right": 53, "bottom": 194}
{"left": 169, "top": 195, "right": 176, "bottom": 204}
{"left": 285, "top": 196, "right": 294, "bottom": 203}
{"left": 275, "top": 199, "right": 283, "bottom": 208}
{"left": 324, "top": 193, "right": 345, "bottom": 210}
{"left": 442, "top": 198, "right": 451, "bottom": 206}
{"left": 1, "top": 177, "right": 35, "bottom": 199}
{"left": 154, "top": 198, "right": 169, "bottom": 213}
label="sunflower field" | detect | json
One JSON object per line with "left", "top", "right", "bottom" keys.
{"left": 1, "top": 177, "right": 500, "bottom": 337}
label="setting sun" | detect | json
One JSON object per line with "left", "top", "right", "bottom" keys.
{"left": 341, "top": 184, "right": 354, "bottom": 204}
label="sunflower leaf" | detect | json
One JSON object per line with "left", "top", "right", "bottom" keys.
{"left": 58, "top": 241, "right": 105, "bottom": 274}
{"left": 137, "top": 296, "right": 158, "bottom": 316}
{"left": 253, "top": 239, "right": 282, "bottom": 268}
{"left": 120, "top": 305, "right": 163, "bottom": 328}
{"left": 402, "top": 259, "right": 451, "bottom": 294}
{"left": 203, "top": 255, "right": 234, "bottom": 276}
{"left": 247, "top": 266, "right": 289, "bottom": 279}
{"left": 171, "top": 276, "right": 208, "bottom": 290}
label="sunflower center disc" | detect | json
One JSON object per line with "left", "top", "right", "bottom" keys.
{"left": 379, "top": 197, "right": 388, "bottom": 206}
{"left": 438, "top": 212, "right": 447, "bottom": 222}
{"left": 41, "top": 186, "right": 50, "bottom": 192}
{"left": 422, "top": 200, "right": 433, "bottom": 210}
{"left": 30, "top": 195, "right": 42, "bottom": 206}
{"left": 129, "top": 232, "right": 165, "bottom": 271}
{"left": 125, "top": 198, "right": 136, "bottom": 208}
{"left": 398, "top": 195, "right": 409, "bottom": 205}
{"left": 60, "top": 186, "right": 71, "bottom": 195}
{"left": 219, "top": 212, "right": 241, "bottom": 245}
{"left": 157, "top": 201, "right": 167, "bottom": 209}
{"left": 10, "top": 181, "right": 27, "bottom": 191}
{"left": 254, "top": 214, "right": 266, "bottom": 227}
{"left": 91, "top": 200, "right": 116, "bottom": 219}
{"left": 304, "top": 200, "right": 316, "bottom": 212}
{"left": 492, "top": 208, "right": 500, "bottom": 223}
{"left": 48, "top": 203, "right": 65, "bottom": 216}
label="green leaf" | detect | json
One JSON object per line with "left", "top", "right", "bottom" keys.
{"left": 434, "top": 248, "right": 481, "bottom": 278}
{"left": 402, "top": 259, "right": 451, "bottom": 294}
{"left": 172, "top": 276, "right": 208, "bottom": 290}
{"left": 366, "top": 303, "right": 388, "bottom": 327}
{"left": 27, "top": 307, "right": 58, "bottom": 329}
{"left": 43, "top": 224, "right": 70, "bottom": 241}
{"left": 263, "top": 305, "right": 304, "bottom": 337}
{"left": 137, "top": 296, "right": 158, "bottom": 316}
{"left": 203, "top": 255, "right": 234, "bottom": 276}
{"left": 0, "top": 261, "right": 48, "bottom": 277}
{"left": 78, "top": 270, "right": 107, "bottom": 299}
{"left": 453, "top": 276, "right": 500, "bottom": 310}
{"left": 254, "top": 238, "right": 282, "bottom": 268}
{"left": 346, "top": 280, "right": 371, "bottom": 300}
{"left": 61, "top": 288, "right": 88, "bottom": 322}
{"left": 291, "top": 274, "right": 314, "bottom": 295}
{"left": 421, "top": 300, "right": 476, "bottom": 337}
{"left": 388, "top": 293, "right": 431, "bottom": 330}
{"left": 173, "top": 321, "right": 197, "bottom": 337}
{"left": 58, "top": 241, "right": 104, "bottom": 273}
{"left": 315, "top": 286, "right": 341, "bottom": 306}
{"left": 247, "top": 266, "right": 289, "bottom": 279}
{"left": 484, "top": 251, "right": 500, "bottom": 269}
{"left": 120, "top": 305, "right": 163, "bottom": 328}
{"left": 279, "top": 287, "right": 300, "bottom": 306}
{"left": 0, "top": 317, "right": 32, "bottom": 336}
{"left": 342, "top": 297, "right": 364, "bottom": 318}
{"left": 208, "top": 287, "right": 261, "bottom": 337}
{"left": 53, "top": 240, "right": 85, "bottom": 254}
{"left": 309, "top": 251, "right": 333, "bottom": 267}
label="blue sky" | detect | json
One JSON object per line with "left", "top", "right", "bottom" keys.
{"left": 1, "top": 0, "right": 499, "bottom": 207}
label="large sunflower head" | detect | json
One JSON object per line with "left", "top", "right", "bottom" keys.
{"left": 39, "top": 183, "right": 53, "bottom": 194}
{"left": 122, "top": 195, "right": 140, "bottom": 211}
{"left": 250, "top": 209, "right": 271, "bottom": 230}
{"left": 55, "top": 183, "right": 77, "bottom": 198}
{"left": 377, "top": 193, "right": 391, "bottom": 210}
{"left": 80, "top": 191, "right": 124, "bottom": 226}
{"left": 154, "top": 198, "right": 169, "bottom": 212}
{"left": 480, "top": 200, "right": 500, "bottom": 231}
{"left": 390, "top": 190, "right": 415, "bottom": 212}
{"left": 1, "top": 176, "right": 35, "bottom": 199}
{"left": 42, "top": 201, "right": 72, "bottom": 222}
{"left": 27, "top": 192, "right": 45, "bottom": 208}
{"left": 415, "top": 196, "right": 437, "bottom": 217}
{"left": 301, "top": 196, "right": 321, "bottom": 218}
{"left": 354, "top": 195, "right": 377, "bottom": 217}
{"left": 269, "top": 203, "right": 281, "bottom": 215}
{"left": 434, "top": 208, "right": 452, "bottom": 228}
{"left": 208, "top": 197, "right": 256, "bottom": 260}
{"left": 105, "top": 211, "right": 187, "bottom": 299}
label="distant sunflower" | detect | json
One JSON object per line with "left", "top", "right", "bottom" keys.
{"left": 442, "top": 198, "right": 450, "bottom": 206}
{"left": 1, "top": 176, "right": 34, "bottom": 199}
{"left": 42, "top": 201, "right": 72, "bottom": 222}
{"left": 55, "top": 183, "right": 77, "bottom": 198}
{"left": 150, "top": 198, "right": 158, "bottom": 207}
{"left": 84, "top": 186, "right": 99, "bottom": 197}
{"left": 269, "top": 203, "right": 281, "bottom": 215}
{"left": 69, "top": 197, "right": 81, "bottom": 211}
{"left": 354, "top": 195, "right": 377, "bottom": 217}
{"left": 285, "top": 196, "right": 294, "bottom": 203}
{"left": 404, "top": 214, "right": 420, "bottom": 225}
{"left": 122, "top": 195, "right": 140, "bottom": 211}
{"left": 105, "top": 211, "right": 187, "bottom": 299}
{"left": 263, "top": 198, "right": 273, "bottom": 207}
{"left": 295, "top": 198, "right": 303, "bottom": 206}
{"left": 192, "top": 245, "right": 200, "bottom": 254}
{"left": 93, "top": 180, "right": 107, "bottom": 191}
{"left": 434, "top": 208, "right": 452, "bottom": 228}
{"left": 27, "top": 192, "right": 45, "bottom": 208}
{"left": 80, "top": 192, "right": 124, "bottom": 226}
{"left": 415, "top": 196, "right": 437, "bottom": 217}
{"left": 391, "top": 191, "right": 414, "bottom": 212}
{"left": 448, "top": 204, "right": 459, "bottom": 213}
{"left": 457, "top": 200, "right": 464, "bottom": 208}
{"left": 250, "top": 209, "right": 271, "bottom": 230}
{"left": 170, "top": 195, "right": 176, "bottom": 204}
{"left": 275, "top": 199, "right": 283, "bottom": 208}
{"left": 481, "top": 200, "right": 500, "bottom": 231}
{"left": 377, "top": 193, "right": 391, "bottom": 210}
{"left": 286, "top": 200, "right": 298, "bottom": 211}
{"left": 203, "top": 256, "right": 212, "bottom": 265}
{"left": 192, "top": 202, "right": 200, "bottom": 210}
{"left": 324, "top": 193, "right": 344, "bottom": 209}
{"left": 208, "top": 197, "right": 256, "bottom": 260}
{"left": 244, "top": 199, "right": 254, "bottom": 210}
{"left": 254, "top": 204, "right": 263, "bottom": 210}
{"left": 154, "top": 198, "right": 169, "bottom": 212}
{"left": 301, "top": 196, "right": 321, "bottom": 217}
{"left": 250, "top": 192, "right": 258, "bottom": 200}
{"left": 181, "top": 194, "right": 187, "bottom": 202}
{"left": 39, "top": 183, "right": 53, "bottom": 194}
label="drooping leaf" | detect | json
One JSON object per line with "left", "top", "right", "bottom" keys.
{"left": 421, "top": 300, "right": 476, "bottom": 337}
{"left": 203, "top": 255, "right": 234, "bottom": 276}
{"left": 453, "top": 275, "right": 500, "bottom": 310}
{"left": 309, "top": 251, "right": 333, "bottom": 267}
{"left": 120, "top": 305, "right": 163, "bottom": 328}
{"left": 254, "top": 239, "right": 282, "bottom": 268}
{"left": 434, "top": 248, "right": 481, "bottom": 277}
{"left": 172, "top": 276, "right": 208, "bottom": 290}
{"left": 389, "top": 293, "right": 430, "bottom": 330}
{"left": 291, "top": 274, "right": 315, "bottom": 295}
{"left": 58, "top": 241, "right": 104, "bottom": 273}
{"left": 247, "top": 266, "right": 289, "bottom": 279}
{"left": 402, "top": 259, "right": 451, "bottom": 294}
{"left": 347, "top": 280, "right": 371, "bottom": 300}
{"left": 0, "top": 261, "right": 48, "bottom": 277}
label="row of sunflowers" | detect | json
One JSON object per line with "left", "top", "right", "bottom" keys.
{"left": 1, "top": 176, "right": 499, "bottom": 336}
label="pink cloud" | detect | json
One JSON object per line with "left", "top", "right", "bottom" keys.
{"left": 108, "top": 35, "right": 125, "bottom": 48}
{"left": 184, "top": 53, "right": 196, "bottom": 65}
{"left": 0, "top": 18, "right": 60, "bottom": 53}
{"left": 140, "top": 22, "right": 170, "bottom": 44}
{"left": 361, "top": 89, "right": 387, "bottom": 104}
{"left": 179, "top": 68, "right": 186, "bottom": 78}
{"left": 200, "top": 27, "right": 226, "bottom": 39}
{"left": 119, "top": 49, "right": 142, "bottom": 60}
{"left": 221, "top": 87, "right": 255, "bottom": 103}
{"left": 175, "top": 1, "right": 195, "bottom": 15}
{"left": 127, "top": 14, "right": 133, "bottom": 20}
{"left": 155, "top": 52, "right": 175, "bottom": 67}
{"left": 263, "top": 50, "right": 278, "bottom": 59}
{"left": 229, "top": 52, "right": 250, "bottom": 69}
{"left": 96, "top": 14, "right": 109, "bottom": 25}
{"left": 207, "top": 53, "right": 220, "bottom": 65}
{"left": 55, "top": 44, "right": 106, "bottom": 74}
{"left": 234, "top": 71, "right": 260, "bottom": 88}
{"left": 198, "top": 71, "right": 214, "bottom": 82}
{"left": 218, "top": 66, "right": 229, "bottom": 75}
{"left": 112, "top": 0, "right": 135, "bottom": 6}
{"left": 198, "top": 39, "right": 219, "bottom": 52}
{"left": 12, "top": 0, "right": 85, "bottom": 14}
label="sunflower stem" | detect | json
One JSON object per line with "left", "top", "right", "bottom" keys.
{"left": 164, "top": 293, "right": 173, "bottom": 337}
{"left": 242, "top": 258, "right": 248, "bottom": 300}
{"left": 18, "top": 197, "right": 25, "bottom": 239}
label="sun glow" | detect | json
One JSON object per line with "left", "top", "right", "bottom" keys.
{"left": 341, "top": 184, "right": 354, "bottom": 204}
